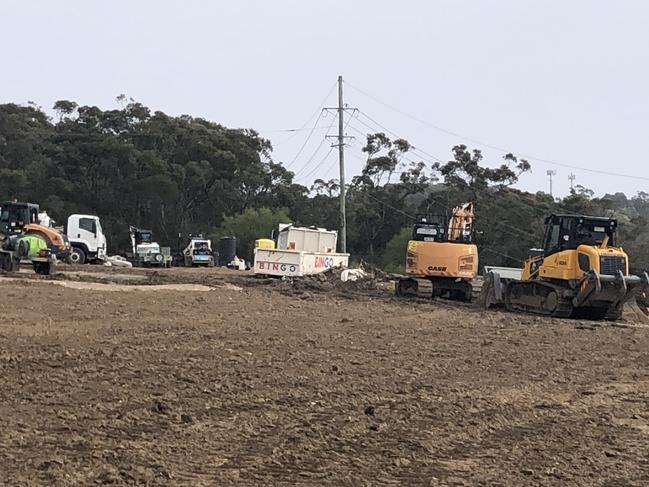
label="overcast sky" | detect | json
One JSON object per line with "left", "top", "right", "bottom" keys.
{"left": 2, "top": 0, "right": 647, "bottom": 197}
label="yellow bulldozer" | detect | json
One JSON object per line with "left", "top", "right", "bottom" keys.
{"left": 396, "top": 202, "right": 479, "bottom": 301}
{"left": 481, "top": 214, "right": 649, "bottom": 320}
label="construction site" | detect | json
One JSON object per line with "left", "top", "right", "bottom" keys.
{"left": 1, "top": 262, "right": 649, "bottom": 486}
{"left": 2, "top": 131, "right": 649, "bottom": 487}
{"left": 4, "top": 2, "right": 649, "bottom": 485}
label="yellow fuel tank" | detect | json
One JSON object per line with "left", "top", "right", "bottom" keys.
{"left": 255, "top": 238, "right": 275, "bottom": 250}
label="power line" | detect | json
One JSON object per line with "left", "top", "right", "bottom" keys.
{"left": 346, "top": 123, "right": 430, "bottom": 171}
{"left": 264, "top": 125, "right": 334, "bottom": 134}
{"left": 356, "top": 110, "right": 443, "bottom": 163}
{"left": 348, "top": 119, "right": 436, "bottom": 167}
{"left": 282, "top": 81, "right": 337, "bottom": 166}
{"left": 300, "top": 147, "right": 335, "bottom": 182}
{"left": 345, "top": 80, "right": 649, "bottom": 182}
{"left": 285, "top": 111, "right": 330, "bottom": 169}
{"left": 293, "top": 115, "right": 337, "bottom": 178}
{"left": 364, "top": 192, "right": 416, "bottom": 220}
{"left": 297, "top": 108, "right": 355, "bottom": 183}
{"left": 481, "top": 247, "right": 525, "bottom": 264}
{"left": 425, "top": 193, "right": 538, "bottom": 244}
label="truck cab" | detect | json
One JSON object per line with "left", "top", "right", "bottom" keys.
{"left": 67, "top": 214, "right": 107, "bottom": 264}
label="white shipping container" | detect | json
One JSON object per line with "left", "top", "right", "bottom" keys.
{"left": 254, "top": 248, "right": 349, "bottom": 277}
{"left": 277, "top": 225, "right": 337, "bottom": 253}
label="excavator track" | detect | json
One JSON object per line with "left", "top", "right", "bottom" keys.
{"left": 396, "top": 276, "right": 481, "bottom": 303}
{"left": 504, "top": 280, "right": 574, "bottom": 318}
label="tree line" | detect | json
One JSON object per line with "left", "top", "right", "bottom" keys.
{"left": 1, "top": 100, "right": 647, "bottom": 271}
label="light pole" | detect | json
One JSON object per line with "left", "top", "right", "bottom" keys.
{"left": 547, "top": 169, "right": 557, "bottom": 197}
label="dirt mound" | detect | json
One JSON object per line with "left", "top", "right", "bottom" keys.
{"left": 272, "top": 267, "right": 390, "bottom": 299}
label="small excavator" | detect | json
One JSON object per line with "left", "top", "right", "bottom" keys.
{"left": 481, "top": 214, "right": 649, "bottom": 320}
{"left": 396, "top": 202, "right": 480, "bottom": 301}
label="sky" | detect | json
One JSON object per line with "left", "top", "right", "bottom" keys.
{"left": 2, "top": 0, "right": 648, "bottom": 198}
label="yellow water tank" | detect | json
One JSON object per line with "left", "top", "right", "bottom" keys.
{"left": 255, "top": 238, "right": 275, "bottom": 250}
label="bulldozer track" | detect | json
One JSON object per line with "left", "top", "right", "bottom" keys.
{"left": 505, "top": 280, "right": 574, "bottom": 318}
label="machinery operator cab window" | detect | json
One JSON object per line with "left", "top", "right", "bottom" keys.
{"left": 135, "top": 231, "right": 153, "bottom": 245}
{"left": 413, "top": 223, "right": 445, "bottom": 242}
{"left": 543, "top": 215, "right": 617, "bottom": 255}
{"left": 0, "top": 205, "right": 38, "bottom": 228}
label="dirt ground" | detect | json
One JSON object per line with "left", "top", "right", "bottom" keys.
{"left": 1, "top": 265, "right": 649, "bottom": 486}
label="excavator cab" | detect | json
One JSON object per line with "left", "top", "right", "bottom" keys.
{"left": 411, "top": 216, "right": 447, "bottom": 243}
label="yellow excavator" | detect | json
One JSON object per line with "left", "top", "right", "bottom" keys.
{"left": 481, "top": 214, "right": 649, "bottom": 320}
{"left": 396, "top": 202, "right": 479, "bottom": 301}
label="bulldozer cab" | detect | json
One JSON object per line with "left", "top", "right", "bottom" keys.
{"left": 543, "top": 214, "right": 617, "bottom": 256}
{"left": 0, "top": 202, "right": 40, "bottom": 235}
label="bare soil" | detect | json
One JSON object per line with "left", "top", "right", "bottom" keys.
{"left": 1, "top": 265, "right": 649, "bottom": 486}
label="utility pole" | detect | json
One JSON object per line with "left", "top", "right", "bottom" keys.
{"left": 568, "top": 172, "right": 576, "bottom": 192}
{"left": 337, "top": 75, "right": 347, "bottom": 254}
{"left": 324, "top": 76, "right": 356, "bottom": 253}
{"left": 547, "top": 169, "right": 557, "bottom": 197}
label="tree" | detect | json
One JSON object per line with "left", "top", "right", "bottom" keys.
{"left": 379, "top": 227, "right": 411, "bottom": 272}
{"left": 433, "top": 145, "right": 530, "bottom": 200}
{"left": 345, "top": 132, "right": 433, "bottom": 259}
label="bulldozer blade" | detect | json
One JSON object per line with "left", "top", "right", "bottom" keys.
{"left": 573, "top": 270, "right": 649, "bottom": 308}
{"left": 479, "top": 271, "right": 505, "bottom": 309}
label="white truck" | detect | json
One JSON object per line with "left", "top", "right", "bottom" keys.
{"left": 67, "top": 214, "right": 107, "bottom": 264}
{"left": 253, "top": 224, "right": 349, "bottom": 277}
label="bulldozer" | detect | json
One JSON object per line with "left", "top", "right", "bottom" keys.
{"left": 396, "top": 202, "right": 479, "bottom": 301}
{"left": 481, "top": 214, "right": 649, "bottom": 320}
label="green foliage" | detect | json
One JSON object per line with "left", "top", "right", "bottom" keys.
{"left": 379, "top": 227, "right": 411, "bottom": 273}
{"left": 433, "top": 145, "right": 530, "bottom": 200}
{"left": 0, "top": 101, "right": 306, "bottom": 252}
{"left": 214, "top": 207, "right": 291, "bottom": 262}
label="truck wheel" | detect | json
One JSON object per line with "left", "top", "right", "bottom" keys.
{"left": 70, "top": 247, "right": 86, "bottom": 265}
